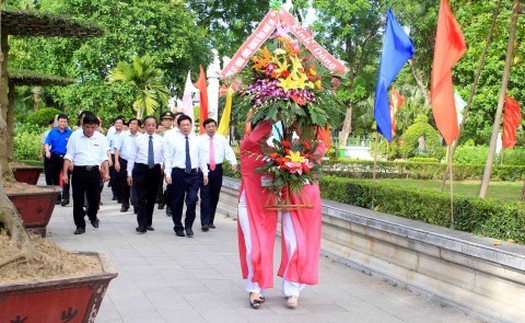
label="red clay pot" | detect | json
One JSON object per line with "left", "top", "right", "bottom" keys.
{"left": 6, "top": 186, "right": 60, "bottom": 237}
{"left": 13, "top": 166, "right": 43, "bottom": 185}
{"left": 0, "top": 252, "right": 118, "bottom": 323}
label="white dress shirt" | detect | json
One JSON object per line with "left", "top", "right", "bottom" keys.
{"left": 163, "top": 131, "right": 208, "bottom": 179}
{"left": 64, "top": 131, "right": 109, "bottom": 166}
{"left": 114, "top": 130, "right": 139, "bottom": 161}
{"left": 107, "top": 130, "right": 123, "bottom": 154}
{"left": 198, "top": 133, "right": 237, "bottom": 166}
{"left": 127, "top": 133, "right": 164, "bottom": 175}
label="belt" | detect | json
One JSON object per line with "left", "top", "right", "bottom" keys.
{"left": 52, "top": 153, "right": 65, "bottom": 158}
{"left": 75, "top": 165, "right": 99, "bottom": 171}
{"left": 175, "top": 167, "right": 198, "bottom": 173}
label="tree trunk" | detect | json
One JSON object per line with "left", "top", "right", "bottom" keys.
{"left": 408, "top": 60, "right": 430, "bottom": 107}
{"left": 0, "top": 30, "right": 9, "bottom": 178}
{"left": 32, "top": 86, "right": 42, "bottom": 111}
{"left": 337, "top": 101, "right": 353, "bottom": 147}
{"left": 7, "top": 82, "right": 15, "bottom": 159}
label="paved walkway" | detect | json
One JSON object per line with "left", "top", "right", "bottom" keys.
{"left": 45, "top": 179, "right": 481, "bottom": 323}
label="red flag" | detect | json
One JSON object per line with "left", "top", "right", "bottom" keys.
{"left": 502, "top": 95, "right": 522, "bottom": 149}
{"left": 390, "top": 87, "right": 405, "bottom": 138}
{"left": 194, "top": 65, "right": 209, "bottom": 134}
{"left": 431, "top": 0, "right": 466, "bottom": 146}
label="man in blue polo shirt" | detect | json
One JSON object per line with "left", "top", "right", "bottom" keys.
{"left": 45, "top": 113, "right": 73, "bottom": 205}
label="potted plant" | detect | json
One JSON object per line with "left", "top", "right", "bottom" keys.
{"left": 4, "top": 182, "right": 60, "bottom": 237}
{"left": 11, "top": 164, "right": 43, "bottom": 185}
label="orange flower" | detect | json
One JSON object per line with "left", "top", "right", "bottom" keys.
{"left": 291, "top": 94, "right": 307, "bottom": 105}
{"left": 282, "top": 140, "right": 292, "bottom": 148}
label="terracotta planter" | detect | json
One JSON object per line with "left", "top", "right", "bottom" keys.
{"left": 6, "top": 186, "right": 60, "bottom": 237}
{"left": 0, "top": 252, "right": 117, "bottom": 323}
{"left": 12, "top": 166, "right": 44, "bottom": 185}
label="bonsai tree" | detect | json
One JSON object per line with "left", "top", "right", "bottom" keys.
{"left": 399, "top": 115, "right": 445, "bottom": 160}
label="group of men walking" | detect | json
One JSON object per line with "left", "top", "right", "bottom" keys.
{"left": 43, "top": 110, "right": 237, "bottom": 236}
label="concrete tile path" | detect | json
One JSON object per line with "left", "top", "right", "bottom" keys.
{"left": 44, "top": 178, "right": 482, "bottom": 323}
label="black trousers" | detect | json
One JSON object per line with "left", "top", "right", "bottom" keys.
{"left": 167, "top": 168, "right": 199, "bottom": 231}
{"left": 133, "top": 163, "right": 161, "bottom": 228}
{"left": 44, "top": 156, "right": 53, "bottom": 185}
{"left": 109, "top": 154, "right": 121, "bottom": 200}
{"left": 155, "top": 172, "right": 165, "bottom": 205}
{"left": 117, "top": 157, "right": 130, "bottom": 207}
{"left": 48, "top": 153, "right": 70, "bottom": 200}
{"left": 200, "top": 164, "right": 223, "bottom": 226}
{"left": 72, "top": 166, "right": 101, "bottom": 229}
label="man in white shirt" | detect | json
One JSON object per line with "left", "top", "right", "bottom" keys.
{"left": 127, "top": 116, "right": 164, "bottom": 233}
{"left": 62, "top": 114, "right": 110, "bottom": 235}
{"left": 162, "top": 111, "right": 184, "bottom": 217}
{"left": 198, "top": 118, "right": 237, "bottom": 231}
{"left": 164, "top": 114, "right": 208, "bottom": 237}
{"left": 114, "top": 118, "right": 141, "bottom": 213}
{"left": 107, "top": 115, "right": 125, "bottom": 202}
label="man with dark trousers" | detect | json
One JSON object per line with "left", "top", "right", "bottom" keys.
{"left": 164, "top": 114, "right": 208, "bottom": 237}
{"left": 114, "top": 118, "right": 141, "bottom": 213}
{"left": 107, "top": 115, "right": 125, "bottom": 202}
{"left": 45, "top": 114, "right": 72, "bottom": 205}
{"left": 198, "top": 118, "right": 237, "bottom": 231}
{"left": 62, "top": 114, "right": 110, "bottom": 235}
{"left": 127, "top": 116, "right": 164, "bottom": 233}
{"left": 155, "top": 110, "right": 174, "bottom": 210}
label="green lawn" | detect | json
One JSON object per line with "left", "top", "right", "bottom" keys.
{"left": 371, "top": 178, "right": 523, "bottom": 202}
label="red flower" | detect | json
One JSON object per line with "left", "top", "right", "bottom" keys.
{"left": 282, "top": 140, "right": 292, "bottom": 148}
{"left": 281, "top": 70, "right": 290, "bottom": 78}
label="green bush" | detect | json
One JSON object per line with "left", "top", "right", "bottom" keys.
{"left": 14, "top": 122, "right": 46, "bottom": 161}
{"left": 499, "top": 148, "right": 525, "bottom": 166}
{"left": 399, "top": 115, "right": 445, "bottom": 160}
{"left": 26, "top": 107, "right": 63, "bottom": 127}
{"left": 322, "top": 159, "right": 525, "bottom": 181}
{"left": 453, "top": 146, "right": 488, "bottom": 165}
{"left": 319, "top": 176, "right": 525, "bottom": 244}
{"left": 409, "top": 156, "right": 439, "bottom": 163}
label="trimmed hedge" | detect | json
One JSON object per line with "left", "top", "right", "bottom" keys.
{"left": 319, "top": 176, "right": 525, "bottom": 244}
{"left": 322, "top": 159, "right": 525, "bottom": 181}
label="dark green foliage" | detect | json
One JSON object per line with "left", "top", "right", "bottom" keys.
{"left": 399, "top": 115, "right": 445, "bottom": 160}
{"left": 25, "top": 107, "right": 62, "bottom": 126}
{"left": 319, "top": 176, "right": 525, "bottom": 244}
{"left": 323, "top": 159, "right": 525, "bottom": 181}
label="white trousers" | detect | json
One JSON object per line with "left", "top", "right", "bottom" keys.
{"left": 238, "top": 190, "right": 305, "bottom": 297}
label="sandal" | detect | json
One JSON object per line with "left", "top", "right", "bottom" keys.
{"left": 249, "top": 292, "right": 262, "bottom": 309}
{"left": 259, "top": 295, "right": 266, "bottom": 303}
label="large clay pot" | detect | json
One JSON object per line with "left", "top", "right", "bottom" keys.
{"left": 0, "top": 252, "right": 117, "bottom": 323}
{"left": 6, "top": 186, "right": 60, "bottom": 237}
{"left": 12, "top": 166, "right": 44, "bottom": 185}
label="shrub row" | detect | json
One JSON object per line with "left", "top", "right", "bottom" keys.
{"left": 319, "top": 176, "right": 525, "bottom": 244}
{"left": 322, "top": 159, "right": 525, "bottom": 181}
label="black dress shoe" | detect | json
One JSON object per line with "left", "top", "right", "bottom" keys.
{"left": 74, "top": 227, "right": 85, "bottom": 235}
{"left": 175, "top": 230, "right": 185, "bottom": 237}
{"left": 120, "top": 205, "right": 129, "bottom": 212}
{"left": 61, "top": 199, "right": 70, "bottom": 206}
{"left": 201, "top": 225, "right": 209, "bottom": 232}
{"left": 208, "top": 224, "right": 216, "bottom": 229}
{"left": 146, "top": 226, "right": 155, "bottom": 231}
{"left": 112, "top": 196, "right": 117, "bottom": 201}
{"left": 136, "top": 226, "right": 147, "bottom": 233}
{"left": 185, "top": 228, "right": 194, "bottom": 237}
{"left": 90, "top": 219, "right": 99, "bottom": 228}
{"left": 55, "top": 200, "right": 61, "bottom": 205}
{"left": 157, "top": 203, "right": 165, "bottom": 210}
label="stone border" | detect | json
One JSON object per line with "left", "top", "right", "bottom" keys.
{"left": 219, "top": 177, "right": 525, "bottom": 323}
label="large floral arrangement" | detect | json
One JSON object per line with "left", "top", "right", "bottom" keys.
{"left": 228, "top": 28, "right": 343, "bottom": 208}
{"left": 257, "top": 136, "right": 322, "bottom": 199}
{"left": 232, "top": 35, "right": 343, "bottom": 133}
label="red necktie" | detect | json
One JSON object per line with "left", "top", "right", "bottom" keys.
{"left": 209, "top": 136, "right": 216, "bottom": 171}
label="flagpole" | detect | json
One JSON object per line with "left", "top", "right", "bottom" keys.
{"left": 373, "top": 132, "right": 378, "bottom": 183}
{"left": 479, "top": 0, "right": 520, "bottom": 198}
{"left": 448, "top": 145, "right": 455, "bottom": 229}
{"left": 440, "top": 0, "right": 503, "bottom": 191}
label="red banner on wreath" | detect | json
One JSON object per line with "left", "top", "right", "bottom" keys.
{"left": 220, "top": 9, "right": 348, "bottom": 79}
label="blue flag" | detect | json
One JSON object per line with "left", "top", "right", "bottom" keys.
{"left": 374, "top": 8, "right": 415, "bottom": 142}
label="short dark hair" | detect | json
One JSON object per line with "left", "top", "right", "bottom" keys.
{"left": 203, "top": 118, "right": 217, "bottom": 127}
{"left": 173, "top": 112, "right": 184, "bottom": 118}
{"left": 48, "top": 119, "right": 55, "bottom": 125}
{"left": 113, "top": 115, "right": 125, "bottom": 124}
{"left": 57, "top": 113, "right": 68, "bottom": 121}
{"left": 127, "top": 118, "right": 142, "bottom": 127}
{"left": 142, "top": 115, "right": 157, "bottom": 124}
{"left": 77, "top": 110, "right": 94, "bottom": 126}
{"left": 83, "top": 114, "right": 99, "bottom": 125}
{"left": 177, "top": 114, "right": 192, "bottom": 126}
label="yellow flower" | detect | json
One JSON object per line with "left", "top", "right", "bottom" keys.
{"left": 274, "top": 48, "right": 287, "bottom": 56}
{"left": 287, "top": 150, "right": 305, "bottom": 163}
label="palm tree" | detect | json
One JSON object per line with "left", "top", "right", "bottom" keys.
{"left": 109, "top": 55, "right": 169, "bottom": 119}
